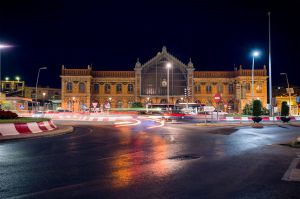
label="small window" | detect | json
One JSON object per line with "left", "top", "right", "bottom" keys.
{"left": 128, "top": 84, "right": 133, "bottom": 93}
{"left": 256, "top": 84, "right": 262, "bottom": 93}
{"left": 246, "top": 83, "right": 251, "bottom": 92}
{"left": 79, "top": 83, "right": 85, "bottom": 93}
{"left": 93, "top": 84, "right": 99, "bottom": 94}
{"left": 117, "top": 100, "right": 123, "bottom": 108}
{"left": 66, "top": 82, "right": 72, "bottom": 93}
{"left": 105, "top": 84, "right": 111, "bottom": 94}
{"left": 195, "top": 85, "right": 201, "bottom": 93}
{"left": 217, "top": 84, "right": 223, "bottom": 93}
{"left": 116, "top": 84, "right": 122, "bottom": 93}
{"left": 206, "top": 85, "right": 212, "bottom": 94}
{"left": 228, "top": 84, "right": 234, "bottom": 94}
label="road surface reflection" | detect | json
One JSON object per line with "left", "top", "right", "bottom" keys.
{"left": 109, "top": 126, "right": 181, "bottom": 189}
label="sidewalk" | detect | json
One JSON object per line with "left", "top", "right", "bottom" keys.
{"left": 0, "top": 125, "right": 74, "bottom": 141}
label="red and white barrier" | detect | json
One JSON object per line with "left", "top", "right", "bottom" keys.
{"left": 0, "top": 120, "right": 57, "bottom": 136}
{"left": 224, "top": 116, "right": 300, "bottom": 121}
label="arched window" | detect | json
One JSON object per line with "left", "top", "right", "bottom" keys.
{"left": 79, "top": 83, "right": 85, "bottom": 93}
{"left": 256, "top": 84, "right": 262, "bottom": 93}
{"left": 128, "top": 101, "right": 133, "bottom": 108}
{"left": 117, "top": 100, "right": 123, "bottom": 108}
{"left": 228, "top": 84, "right": 234, "bottom": 94}
{"left": 67, "top": 100, "right": 72, "bottom": 111}
{"left": 105, "top": 84, "right": 111, "bottom": 94}
{"left": 206, "top": 85, "right": 212, "bottom": 94}
{"left": 93, "top": 84, "right": 99, "bottom": 94}
{"left": 66, "top": 82, "right": 72, "bottom": 93}
{"left": 195, "top": 85, "right": 201, "bottom": 93}
{"left": 246, "top": 83, "right": 251, "bottom": 92}
{"left": 116, "top": 84, "right": 122, "bottom": 93}
{"left": 217, "top": 84, "right": 223, "bottom": 93}
{"left": 128, "top": 84, "right": 133, "bottom": 93}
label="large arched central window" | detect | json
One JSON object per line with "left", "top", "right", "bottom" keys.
{"left": 141, "top": 59, "right": 187, "bottom": 96}
{"left": 66, "top": 82, "right": 72, "bottom": 93}
{"left": 79, "top": 83, "right": 85, "bottom": 93}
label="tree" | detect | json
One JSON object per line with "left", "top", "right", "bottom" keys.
{"left": 131, "top": 102, "right": 143, "bottom": 108}
{"left": 0, "top": 101, "right": 13, "bottom": 111}
{"left": 281, "top": 101, "right": 289, "bottom": 117}
{"left": 252, "top": 100, "right": 262, "bottom": 117}
{"left": 243, "top": 103, "right": 252, "bottom": 115}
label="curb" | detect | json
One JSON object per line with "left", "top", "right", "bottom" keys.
{"left": 0, "top": 125, "right": 74, "bottom": 141}
{"left": 0, "top": 120, "right": 57, "bottom": 136}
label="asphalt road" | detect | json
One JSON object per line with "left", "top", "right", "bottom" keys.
{"left": 1, "top": 120, "right": 300, "bottom": 199}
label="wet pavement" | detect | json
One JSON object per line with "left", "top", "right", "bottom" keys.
{"left": 1, "top": 120, "right": 300, "bottom": 198}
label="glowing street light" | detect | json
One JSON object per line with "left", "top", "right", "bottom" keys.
{"left": 5, "top": 77, "right": 9, "bottom": 81}
{"left": 15, "top": 76, "right": 20, "bottom": 81}
{"left": 0, "top": 43, "right": 12, "bottom": 93}
{"left": 166, "top": 62, "right": 172, "bottom": 111}
{"left": 251, "top": 51, "right": 260, "bottom": 101}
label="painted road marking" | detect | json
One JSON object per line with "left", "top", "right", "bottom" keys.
{"left": 282, "top": 158, "right": 300, "bottom": 182}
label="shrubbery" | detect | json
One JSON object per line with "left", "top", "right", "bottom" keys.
{"left": 281, "top": 101, "right": 289, "bottom": 117}
{"left": 0, "top": 110, "right": 18, "bottom": 119}
{"left": 280, "top": 101, "right": 290, "bottom": 123}
{"left": 252, "top": 100, "right": 262, "bottom": 123}
{"left": 243, "top": 102, "right": 269, "bottom": 116}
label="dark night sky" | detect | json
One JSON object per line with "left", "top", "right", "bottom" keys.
{"left": 0, "top": 0, "right": 299, "bottom": 88}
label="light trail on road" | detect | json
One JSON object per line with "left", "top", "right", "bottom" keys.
{"left": 114, "top": 119, "right": 141, "bottom": 127}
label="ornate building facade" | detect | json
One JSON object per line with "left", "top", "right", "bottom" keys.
{"left": 61, "top": 47, "right": 267, "bottom": 112}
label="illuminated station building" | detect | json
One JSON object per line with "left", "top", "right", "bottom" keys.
{"left": 61, "top": 46, "right": 267, "bottom": 112}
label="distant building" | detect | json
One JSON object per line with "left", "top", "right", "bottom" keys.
{"left": 60, "top": 47, "right": 268, "bottom": 113}
{"left": 24, "top": 87, "right": 61, "bottom": 101}
{"left": 274, "top": 86, "right": 300, "bottom": 115}
{"left": 0, "top": 79, "right": 61, "bottom": 111}
{"left": 1, "top": 79, "right": 25, "bottom": 97}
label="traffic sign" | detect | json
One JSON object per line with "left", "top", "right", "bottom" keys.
{"left": 214, "top": 93, "right": 221, "bottom": 103}
{"left": 19, "top": 104, "right": 25, "bottom": 110}
{"left": 104, "top": 102, "right": 111, "bottom": 109}
{"left": 92, "top": 102, "right": 98, "bottom": 108}
{"left": 286, "top": 88, "right": 294, "bottom": 94}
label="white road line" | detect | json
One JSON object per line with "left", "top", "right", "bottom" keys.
{"left": 282, "top": 158, "right": 300, "bottom": 181}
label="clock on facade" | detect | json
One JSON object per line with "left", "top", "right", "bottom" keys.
{"left": 161, "top": 79, "right": 167, "bottom": 87}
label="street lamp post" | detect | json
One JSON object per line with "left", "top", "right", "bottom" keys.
{"left": 42, "top": 92, "right": 46, "bottom": 110}
{"left": 251, "top": 51, "right": 260, "bottom": 101}
{"left": 146, "top": 97, "right": 150, "bottom": 113}
{"left": 166, "top": 62, "right": 172, "bottom": 112}
{"left": 108, "top": 97, "right": 112, "bottom": 114}
{"left": 0, "top": 44, "right": 11, "bottom": 93}
{"left": 35, "top": 67, "right": 47, "bottom": 111}
{"left": 72, "top": 96, "right": 76, "bottom": 112}
{"left": 280, "top": 73, "right": 292, "bottom": 116}
{"left": 268, "top": 12, "right": 273, "bottom": 118}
